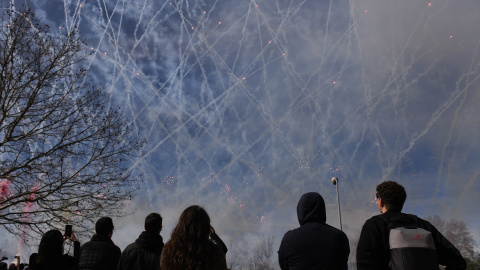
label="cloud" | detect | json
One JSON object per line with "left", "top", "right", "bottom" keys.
{"left": 6, "top": 0, "right": 480, "bottom": 262}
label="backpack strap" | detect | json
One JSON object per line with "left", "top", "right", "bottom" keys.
{"left": 378, "top": 214, "right": 390, "bottom": 227}
{"left": 378, "top": 215, "right": 392, "bottom": 252}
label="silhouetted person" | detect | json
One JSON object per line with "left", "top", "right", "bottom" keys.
{"left": 356, "top": 180, "right": 466, "bottom": 269}
{"left": 79, "top": 217, "right": 121, "bottom": 270}
{"left": 278, "top": 192, "right": 350, "bottom": 269}
{"left": 160, "top": 205, "right": 227, "bottom": 270}
{"left": 117, "top": 213, "right": 164, "bottom": 270}
{"left": 29, "top": 229, "right": 80, "bottom": 270}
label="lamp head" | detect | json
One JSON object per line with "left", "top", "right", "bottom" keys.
{"left": 331, "top": 177, "right": 338, "bottom": 185}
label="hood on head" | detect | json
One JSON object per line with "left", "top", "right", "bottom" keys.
{"left": 297, "top": 192, "right": 326, "bottom": 225}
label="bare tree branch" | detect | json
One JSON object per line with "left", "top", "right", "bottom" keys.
{"left": 425, "top": 215, "right": 477, "bottom": 260}
{"left": 228, "top": 235, "right": 275, "bottom": 270}
{"left": 0, "top": 6, "right": 143, "bottom": 240}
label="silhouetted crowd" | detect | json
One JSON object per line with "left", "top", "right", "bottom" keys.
{"left": 0, "top": 256, "right": 26, "bottom": 270}
{"left": 1, "top": 206, "right": 226, "bottom": 270}
{"left": 1, "top": 181, "right": 468, "bottom": 270}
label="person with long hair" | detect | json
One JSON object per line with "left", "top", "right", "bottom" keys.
{"left": 29, "top": 229, "right": 80, "bottom": 270}
{"left": 160, "top": 205, "right": 227, "bottom": 270}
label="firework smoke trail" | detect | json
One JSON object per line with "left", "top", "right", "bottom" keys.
{"left": 0, "top": 179, "right": 11, "bottom": 202}
{"left": 18, "top": 0, "right": 480, "bottom": 256}
{"left": 0, "top": 177, "right": 38, "bottom": 257}
{"left": 17, "top": 183, "right": 39, "bottom": 256}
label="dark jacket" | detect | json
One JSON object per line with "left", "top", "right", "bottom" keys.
{"left": 278, "top": 192, "right": 350, "bottom": 270}
{"left": 29, "top": 241, "right": 80, "bottom": 270}
{"left": 209, "top": 232, "right": 228, "bottom": 255}
{"left": 79, "top": 234, "right": 121, "bottom": 270}
{"left": 356, "top": 210, "right": 466, "bottom": 270}
{"left": 117, "top": 231, "right": 164, "bottom": 270}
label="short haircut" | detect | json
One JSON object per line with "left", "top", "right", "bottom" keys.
{"left": 145, "top": 213, "right": 162, "bottom": 233}
{"left": 95, "top": 217, "right": 114, "bottom": 235}
{"left": 376, "top": 181, "right": 407, "bottom": 211}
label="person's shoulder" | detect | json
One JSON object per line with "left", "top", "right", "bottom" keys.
{"left": 323, "top": 223, "right": 346, "bottom": 234}
{"left": 278, "top": 227, "right": 298, "bottom": 246}
{"left": 323, "top": 223, "right": 349, "bottom": 242}
{"left": 81, "top": 238, "right": 102, "bottom": 248}
{"left": 80, "top": 239, "right": 95, "bottom": 249}
{"left": 411, "top": 215, "right": 437, "bottom": 230}
{"left": 83, "top": 237, "right": 119, "bottom": 251}
{"left": 97, "top": 236, "right": 119, "bottom": 248}
{"left": 122, "top": 241, "right": 139, "bottom": 252}
{"left": 410, "top": 214, "right": 429, "bottom": 224}
{"left": 102, "top": 240, "right": 121, "bottom": 254}
{"left": 114, "top": 243, "right": 122, "bottom": 253}
{"left": 281, "top": 226, "right": 299, "bottom": 239}
{"left": 363, "top": 213, "right": 386, "bottom": 225}
{"left": 359, "top": 213, "right": 392, "bottom": 234}
{"left": 386, "top": 211, "right": 427, "bottom": 226}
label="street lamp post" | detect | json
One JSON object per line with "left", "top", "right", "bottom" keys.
{"left": 331, "top": 177, "right": 343, "bottom": 231}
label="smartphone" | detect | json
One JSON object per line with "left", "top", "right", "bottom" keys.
{"left": 65, "top": 224, "right": 72, "bottom": 237}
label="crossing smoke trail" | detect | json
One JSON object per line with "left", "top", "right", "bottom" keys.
{"left": 2, "top": 0, "right": 479, "bottom": 264}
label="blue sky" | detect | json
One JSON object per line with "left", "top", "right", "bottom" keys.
{"left": 2, "top": 0, "right": 480, "bottom": 266}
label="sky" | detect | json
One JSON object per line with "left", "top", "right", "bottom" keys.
{"left": 2, "top": 0, "right": 480, "bottom": 267}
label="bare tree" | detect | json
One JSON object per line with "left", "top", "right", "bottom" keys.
{"left": 0, "top": 6, "right": 142, "bottom": 240}
{"left": 425, "top": 215, "right": 477, "bottom": 260}
{"left": 229, "top": 236, "right": 275, "bottom": 270}
{"left": 253, "top": 236, "right": 275, "bottom": 270}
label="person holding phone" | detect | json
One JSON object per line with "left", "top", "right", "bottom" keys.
{"left": 28, "top": 228, "right": 80, "bottom": 270}
{"left": 65, "top": 224, "right": 73, "bottom": 238}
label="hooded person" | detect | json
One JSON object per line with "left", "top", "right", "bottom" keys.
{"left": 278, "top": 192, "right": 350, "bottom": 270}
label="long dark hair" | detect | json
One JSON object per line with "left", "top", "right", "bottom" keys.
{"left": 36, "top": 229, "right": 63, "bottom": 263}
{"left": 161, "top": 205, "right": 220, "bottom": 270}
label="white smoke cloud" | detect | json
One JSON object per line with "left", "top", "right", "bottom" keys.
{"left": 2, "top": 0, "right": 479, "bottom": 266}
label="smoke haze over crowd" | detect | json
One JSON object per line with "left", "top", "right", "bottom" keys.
{"left": 2, "top": 0, "right": 479, "bottom": 266}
